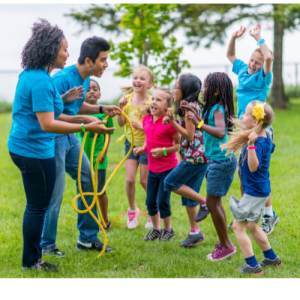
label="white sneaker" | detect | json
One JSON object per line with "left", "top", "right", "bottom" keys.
{"left": 145, "top": 217, "right": 153, "bottom": 229}
{"left": 127, "top": 207, "right": 140, "bottom": 229}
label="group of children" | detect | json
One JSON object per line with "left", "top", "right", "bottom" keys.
{"left": 78, "top": 24, "right": 282, "bottom": 275}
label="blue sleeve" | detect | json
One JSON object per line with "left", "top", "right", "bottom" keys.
{"left": 53, "top": 75, "right": 70, "bottom": 95}
{"left": 259, "top": 68, "right": 272, "bottom": 86}
{"left": 31, "top": 79, "right": 55, "bottom": 112}
{"left": 232, "top": 59, "right": 247, "bottom": 75}
{"left": 254, "top": 142, "right": 263, "bottom": 170}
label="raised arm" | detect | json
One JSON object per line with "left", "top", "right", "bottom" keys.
{"left": 117, "top": 96, "right": 128, "bottom": 127}
{"left": 78, "top": 101, "right": 120, "bottom": 117}
{"left": 227, "top": 26, "right": 246, "bottom": 64}
{"left": 249, "top": 24, "right": 273, "bottom": 75}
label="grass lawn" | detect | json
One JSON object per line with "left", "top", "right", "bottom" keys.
{"left": 0, "top": 99, "right": 299, "bottom": 278}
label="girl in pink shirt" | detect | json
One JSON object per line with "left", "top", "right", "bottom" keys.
{"left": 134, "top": 88, "right": 180, "bottom": 241}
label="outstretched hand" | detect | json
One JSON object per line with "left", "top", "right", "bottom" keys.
{"left": 102, "top": 105, "right": 121, "bottom": 117}
{"left": 249, "top": 24, "right": 261, "bottom": 39}
{"left": 62, "top": 86, "right": 85, "bottom": 103}
{"left": 232, "top": 26, "right": 246, "bottom": 39}
{"left": 180, "top": 101, "right": 198, "bottom": 114}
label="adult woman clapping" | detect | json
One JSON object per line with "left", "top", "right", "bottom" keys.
{"left": 7, "top": 19, "right": 115, "bottom": 273}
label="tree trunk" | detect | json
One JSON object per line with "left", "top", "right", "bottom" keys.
{"left": 271, "top": 9, "right": 288, "bottom": 108}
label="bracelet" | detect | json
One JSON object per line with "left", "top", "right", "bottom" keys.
{"left": 99, "top": 106, "right": 103, "bottom": 114}
{"left": 81, "top": 123, "right": 85, "bottom": 133}
{"left": 197, "top": 120, "right": 204, "bottom": 129}
{"left": 248, "top": 146, "right": 257, "bottom": 150}
{"left": 163, "top": 147, "right": 167, "bottom": 156}
{"left": 257, "top": 38, "right": 265, "bottom": 46}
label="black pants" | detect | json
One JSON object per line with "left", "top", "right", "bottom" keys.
{"left": 9, "top": 152, "right": 56, "bottom": 267}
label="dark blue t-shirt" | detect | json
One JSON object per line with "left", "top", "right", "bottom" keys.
{"left": 52, "top": 64, "right": 90, "bottom": 116}
{"left": 241, "top": 133, "right": 274, "bottom": 197}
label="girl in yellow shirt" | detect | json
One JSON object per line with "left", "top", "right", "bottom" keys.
{"left": 117, "top": 65, "right": 154, "bottom": 229}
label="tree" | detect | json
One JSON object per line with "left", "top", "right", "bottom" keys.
{"left": 66, "top": 4, "right": 189, "bottom": 86}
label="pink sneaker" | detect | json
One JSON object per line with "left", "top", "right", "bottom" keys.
{"left": 127, "top": 207, "right": 140, "bottom": 229}
{"left": 207, "top": 242, "right": 236, "bottom": 261}
{"left": 145, "top": 217, "right": 153, "bottom": 229}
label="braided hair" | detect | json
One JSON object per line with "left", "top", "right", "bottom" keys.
{"left": 21, "top": 18, "right": 65, "bottom": 72}
{"left": 202, "top": 72, "right": 235, "bottom": 132}
{"left": 174, "top": 74, "right": 202, "bottom": 117}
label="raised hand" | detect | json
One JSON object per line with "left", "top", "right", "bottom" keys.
{"left": 186, "top": 111, "right": 201, "bottom": 127}
{"left": 249, "top": 24, "right": 261, "bottom": 39}
{"left": 118, "top": 96, "right": 128, "bottom": 109}
{"left": 248, "top": 131, "right": 258, "bottom": 146}
{"left": 232, "top": 26, "right": 246, "bottom": 39}
{"left": 162, "top": 116, "right": 171, "bottom": 125}
{"left": 180, "top": 101, "right": 198, "bottom": 114}
{"left": 61, "top": 86, "right": 85, "bottom": 103}
{"left": 167, "top": 108, "right": 175, "bottom": 123}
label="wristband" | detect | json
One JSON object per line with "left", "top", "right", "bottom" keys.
{"left": 197, "top": 120, "right": 204, "bottom": 129}
{"left": 81, "top": 123, "right": 85, "bottom": 133}
{"left": 163, "top": 147, "right": 167, "bottom": 156}
{"left": 248, "top": 146, "right": 257, "bottom": 150}
{"left": 257, "top": 38, "right": 265, "bottom": 46}
{"left": 99, "top": 106, "right": 103, "bottom": 114}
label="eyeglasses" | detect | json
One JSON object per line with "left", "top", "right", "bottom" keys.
{"left": 172, "top": 85, "right": 181, "bottom": 90}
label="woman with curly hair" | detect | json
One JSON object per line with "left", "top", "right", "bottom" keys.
{"left": 7, "top": 19, "right": 115, "bottom": 273}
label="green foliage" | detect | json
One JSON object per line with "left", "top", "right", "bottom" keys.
{"left": 0, "top": 101, "right": 12, "bottom": 113}
{"left": 1, "top": 99, "right": 300, "bottom": 278}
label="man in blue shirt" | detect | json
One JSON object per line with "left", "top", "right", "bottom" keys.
{"left": 40, "top": 36, "right": 119, "bottom": 256}
{"left": 226, "top": 24, "right": 279, "bottom": 235}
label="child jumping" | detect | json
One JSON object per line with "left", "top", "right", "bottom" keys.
{"left": 163, "top": 74, "right": 209, "bottom": 248}
{"left": 76, "top": 79, "right": 114, "bottom": 230}
{"left": 183, "top": 72, "right": 237, "bottom": 261}
{"left": 117, "top": 65, "right": 153, "bottom": 229}
{"left": 221, "top": 101, "right": 282, "bottom": 275}
{"left": 227, "top": 24, "right": 278, "bottom": 235}
{"left": 134, "top": 87, "right": 180, "bottom": 241}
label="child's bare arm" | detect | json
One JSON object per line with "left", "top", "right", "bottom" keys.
{"left": 249, "top": 24, "right": 273, "bottom": 75}
{"left": 227, "top": 26, "right": 246, "bottom": 64}
{"left": 117, "top": 96, "right": 128, "bottom": 127}
{"left": 247, "top": 132, "right": 259, "bottom": 172}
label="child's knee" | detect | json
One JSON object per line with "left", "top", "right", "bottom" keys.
{"left": 140, "top": 178, "right": 147, "bottom": 187}
{"left": 126, "top": 178, "right": 136, "bottom": 186}
{"left": 246, "top": 221, "right": 258, "bottom": 232}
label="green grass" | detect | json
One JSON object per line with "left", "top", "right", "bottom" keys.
{"left": 0, "top": 100, "right": 300, "bottom": 278}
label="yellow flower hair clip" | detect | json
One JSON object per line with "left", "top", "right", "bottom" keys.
{"left": 252, "top": 102, "right": 266, "bottom": 123}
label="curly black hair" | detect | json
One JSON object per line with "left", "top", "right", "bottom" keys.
{"left": 21, "top": 18, "right": 65, "bottom": 71}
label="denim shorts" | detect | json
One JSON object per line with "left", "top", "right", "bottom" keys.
{"left": 97, "top": 169, "right": 107, "bottom": 195}
{"left": 206, "top": 156, "right": 237, "bottom": 198}
{"left": 164, "top": 160, "right": 208, "bottom": 207}
{"left": 124, "top": 139, "right": 148, "bottom": 165}
{"left": 146, "top": 169, "right": 173, "bottom": 218}
{"left": 237, "top": 125, "right": 274, "bottom": 175}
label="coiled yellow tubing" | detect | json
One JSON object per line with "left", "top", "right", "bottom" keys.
{"left": 72, "top": 112, "right": 134, "bottom": 258}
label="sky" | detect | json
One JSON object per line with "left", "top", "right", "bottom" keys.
{"left": 0, "top": 3, "right": 299, "bottom": 103}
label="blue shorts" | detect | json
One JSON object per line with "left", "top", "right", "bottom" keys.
{"left": 146, "top": 169, "right": 173, "bottom": 218}
{"left": 206, "top": 156, "right": 237, "bottom": 198}
{"left": 164, "top": 160, "right": 208, "bottom": 207}
{"left": 125, "top": 139, "right": 148, "bottom": 165}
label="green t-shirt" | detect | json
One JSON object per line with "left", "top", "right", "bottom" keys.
{"left": 76, "top": 113, "right": 114, "bottom": 170}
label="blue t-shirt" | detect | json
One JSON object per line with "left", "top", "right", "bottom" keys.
{"left": 241, "top": 133, "right": 274, "bottom": 197}
{"left": 52, "top": 64, "right": 90, "bottom": 116}
{"left": 7, "top": 68, "right": 64, "bottom": 159}
{"left": 203, "top": 104, "right": 230, "bottom": 161}
{"left": 233, "top": 59, "right": 272, "bottom": 119}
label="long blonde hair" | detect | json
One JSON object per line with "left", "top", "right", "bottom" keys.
{"left": 121, "top": 65, "right": 155, "bottom": 95}
{"left": 220, "top": 101, "right": 274, "bottom": 156}
{"left": 140, "top": 87, "right": 173, "bottom": 119}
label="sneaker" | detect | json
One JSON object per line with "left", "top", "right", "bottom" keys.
{"left": 239, "top": 263, "right": 264, "bottom": 276}
{"left": 179, "top": 231, "right": 205, "bottom": 247}
{"left": 194, "top": 206, "right": 210, "bottom": 222}
{"left": 22, "top": 262, "right": 59, "bottom": 273}
{"left": 228, "top": 222, "right": 233, "bottom": 230}
{"left": 42, "top": 246, "right": 65, "bottom": 258}
{"left": 127, "top": 207, "right": 140, "bottom": 229}
{"left": 143, "top": 228, "right": 161, "bottom": 241}
{"left": 261, "top": 211, "right": 279, "bottom": 235}
{"left": 145, "top": 217, "right": 153, "bottom": 229}
{"left": 100, "top": 220, "right": 112, "bottom": 232}
{"left": 259, "top": 256, "right": 283, "bottom": 267}
{"left": 207, "top": 242, "right": 236, "bottom": 261}
{"left": 160, "top": 228, "right": 175, "bottom": 241}
{"left": 76, "top": 240, "right": 114, "bottom": 252}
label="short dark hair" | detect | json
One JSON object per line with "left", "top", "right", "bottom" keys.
{"left": 21, "top": 18, "right": 65, "bottom": 71}
{"left": 78, "top": 36, "right": 111, "bottom": 65}
{"left": 90, "top": 79, "right": 100, "bottom": 92}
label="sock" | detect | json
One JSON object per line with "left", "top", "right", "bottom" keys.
{"left": 128, "top": 208, "right": 135, "bottom": 213}
{"left": 200, "top": 201, "right": 206, "bottom": 207}
{"left": 264, "top": 206, "right": 273, "bottom": 217}
{"left": 164, "top": 228, "right": 172, "bottom": 232}
{"left": 153, "top": 228, "right": 161, "bottom": 232}
{"left": 245, "top": 255, "right": 259, "bottom": 268}
{"left": 190, "top": 228, "right": 200, "bottom": 235}
{"left": 263, "top": 248, "right": 277, "bottom": 260}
